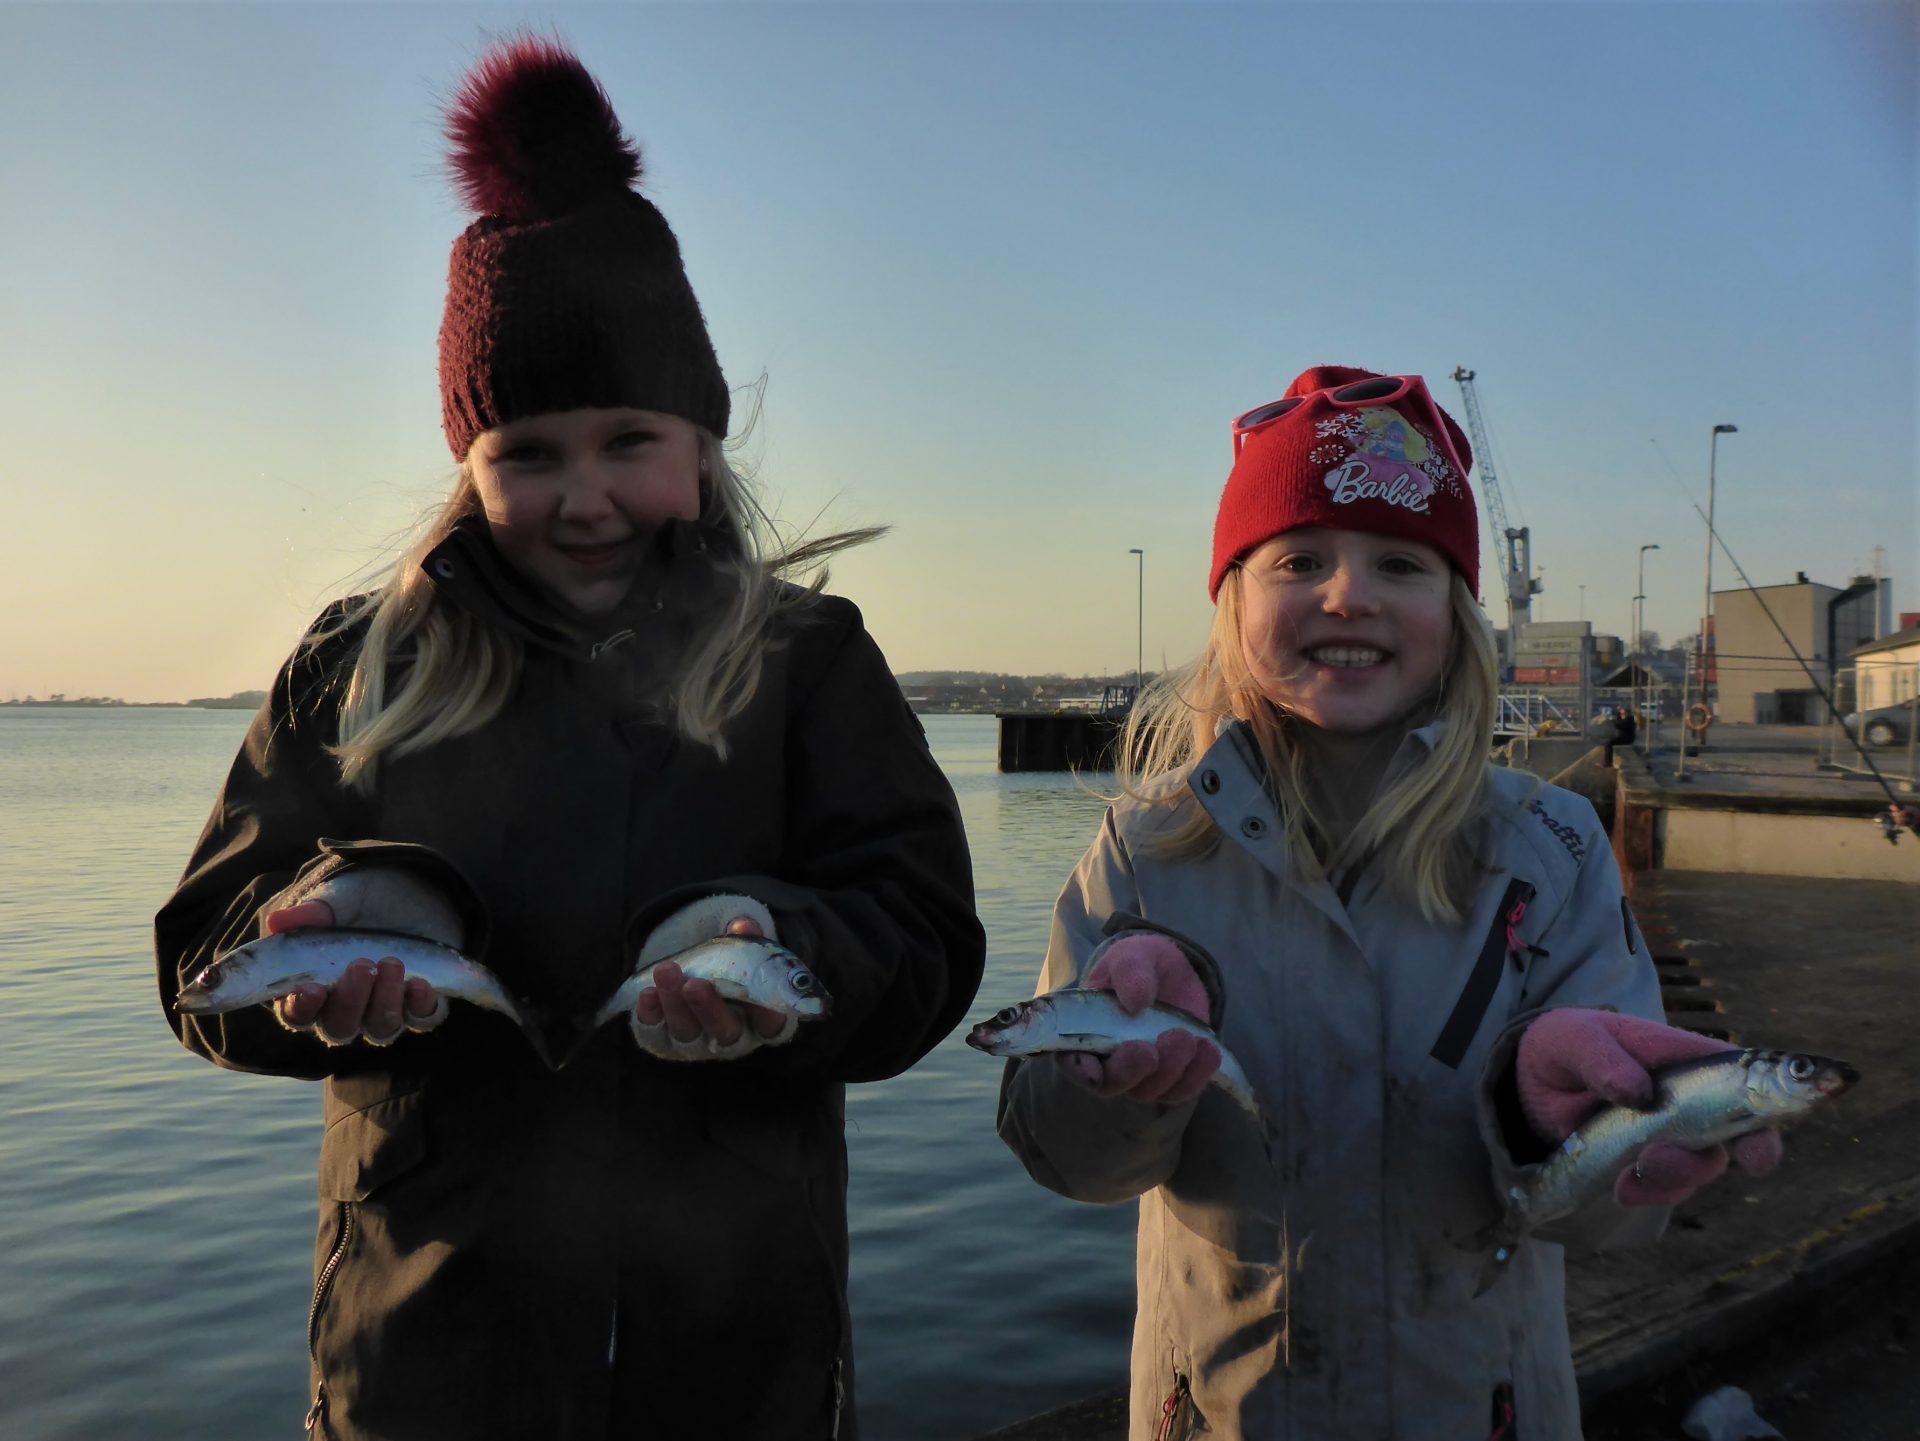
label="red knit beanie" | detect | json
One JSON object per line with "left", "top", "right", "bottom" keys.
{"left": 1208, "top": 366, "right": 1478, "bottom": 599}
{"left": 437, "top": 38, "right": 729, "bottom": 459}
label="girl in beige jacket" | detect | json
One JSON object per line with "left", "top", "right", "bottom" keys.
{"left": 997, "top": 367, "right": 1782, "bottom": 1440}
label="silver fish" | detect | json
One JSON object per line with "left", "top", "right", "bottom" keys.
{"left": 175, "top": 929, "right": 551, "bottom": 1066}
{"left": 586, "top": 934, "right": 833, "bottom": 1031}
{"left": 1476, "top": 1046, "right": 1858, "bottom": 1290}
{"left": 965, "top": 988, "right": 1261, "bottom": 1117}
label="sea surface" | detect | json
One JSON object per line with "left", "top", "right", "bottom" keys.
{"left": 0, "top": 707, "right": 1135, "bottom": 1441}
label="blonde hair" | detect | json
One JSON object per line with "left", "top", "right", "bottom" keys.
{"left": 307, "top": 429, "right": 879, "bottom": 791}
{"left": 1118, "top": 569, "right": 1498, "bottom": 925}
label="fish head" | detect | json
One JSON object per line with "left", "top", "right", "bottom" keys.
{"left": 174, "top": 958, "right": 227, "bottom": 1012}
{"left": 774, "top": 951, "right": 833, "bottom": 1018}
{"left": 173, "top": 949, "right": 251, "bottom": 1012}
{"left": 965, "top": 999, "right": 1046, "bottom": 1056}
{"left": 1743, "top": 1049, "right": 1859, "bottom": 1117}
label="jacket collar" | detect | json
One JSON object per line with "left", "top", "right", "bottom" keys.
{"left": 1187, "top": 714, "right": 1446, "bottom": 932}
{"left": 421, "top": 514, "right": 730, "bottom": 663}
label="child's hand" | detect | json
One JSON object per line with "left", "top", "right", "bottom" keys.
{"left": 1063, "top": 933, "right": 1220, "bottom": 1106}
{"left": 1516, "top": 1008, "right": 1783, "bottom": 1207}
{"left": 633, "top": 916, "right": 789, "bottom": 1047}
{"left": 264, "top": 902, "right": 446, "bottom": 1044}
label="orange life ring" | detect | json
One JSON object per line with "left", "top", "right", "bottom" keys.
{"left": 1685, "top": 702, "right": 1714, "bottom": 733}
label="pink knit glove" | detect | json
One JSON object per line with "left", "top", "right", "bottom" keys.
{"left": 1516, "top": 1009, "right": 1784, "bottom": 1207}
{"left": 1063, "top": 933, "right": 1219, "bottom": 1105}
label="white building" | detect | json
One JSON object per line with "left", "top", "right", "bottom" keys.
{"left": 1849, "top": 625, "right": 1920, "bottom": 710}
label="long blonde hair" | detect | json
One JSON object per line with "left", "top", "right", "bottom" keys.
{"left": 1118, "top": 569, "right": 1498, "bottom": 925}
{"left": 307, "top": 430, "right": 879, "bottom": 791}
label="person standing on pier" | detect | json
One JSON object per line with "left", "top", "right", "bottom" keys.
{"left": 156, "top": 38, "right": 982, "bottom": 1441}
{"left": 996, "top": 367, "right": 1783, "bottom": 1440}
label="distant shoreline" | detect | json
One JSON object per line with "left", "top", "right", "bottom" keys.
{"left": 0, "top": 691, "right": 267, "bottom": 711}
{"left": 7, "top": 673, "right": 1150, "bottom": 715}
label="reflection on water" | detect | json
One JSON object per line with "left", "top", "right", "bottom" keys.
{"left": 0, "top": 709, "right": 1136, "bottom": 1441}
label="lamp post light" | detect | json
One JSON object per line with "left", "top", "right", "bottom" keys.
{"left": 1678, "top": 424, "right": 1737, "bottom": 779}
{"left": 1128, "top": 548, "right": 1144, "bottom": 702}
{"left": 1636, "top": 543, "right": 1659, "bottom": 748}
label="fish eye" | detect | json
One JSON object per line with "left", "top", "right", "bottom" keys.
{"left": 993, "top": 1006, "right": 1021, "bottom": 1026}
{"left": 790, "top": 970, "right": 816, "bottom": 993}
{"left": 1787, "top": 1056, "right": 1816, "bottom": 1082}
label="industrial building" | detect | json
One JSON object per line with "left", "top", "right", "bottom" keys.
{"left": 1708, "top": 574, "right": 1892, "bottom": 723}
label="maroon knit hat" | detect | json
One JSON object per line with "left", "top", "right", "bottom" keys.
{"left": 1208, "top": 365, "right": 1478, "bottom": 600}
{"left": 437, "top": 38, "right": 729, "bottom": 459}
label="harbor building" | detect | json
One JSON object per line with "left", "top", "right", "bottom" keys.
{"left": 1708, "top": 573, "right": 1890, "bottom": 723}
{"left": 1849, "top": 620, "right": 1920, "bottom": 713}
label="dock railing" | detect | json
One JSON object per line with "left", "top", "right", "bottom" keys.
{"left": 1824, "top": 664, "right": 1918, "bottom": 792}
{"left": 1494, "top": 690, "right": 1578, "bottom": 738}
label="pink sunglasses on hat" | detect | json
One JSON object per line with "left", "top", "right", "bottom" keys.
{"left": 1230, "top": 374, "right": 1466, "bottom": 478}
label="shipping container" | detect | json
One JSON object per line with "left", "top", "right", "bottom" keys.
{"left": 1518, "top": 622, "right": 1593, "bottom": 638}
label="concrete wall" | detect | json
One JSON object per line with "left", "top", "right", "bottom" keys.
{"left": 1659, "top": 809, "right": 1920, "bottom": 882}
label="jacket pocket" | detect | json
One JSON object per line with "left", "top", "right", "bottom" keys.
{"left": 702, "top": 1092, "right": 829, "bottom": 1180}
{"left": 1430, "top": 878, "right": 1536, "bottom": 1069}
{"left": 317, "top": 1086, "right": 428, "bottom": 1202}
{"left": 1155, "top": 1372, "right": 1203, "bottom": 1441}
{"left": 307, "top": 1088, "right": 427, "bottom": 1437}
{"left": 304, "top": 1200, "right": 355, "bottom": 1437}
{"left": 1488, "top": 1379, "right": 1516, "bottom": 1440}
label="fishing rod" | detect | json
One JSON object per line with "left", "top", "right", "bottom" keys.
{"left": 1690, "top": 502, "right": 1918, "bottom": 845}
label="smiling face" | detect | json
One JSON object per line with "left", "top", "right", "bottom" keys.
{"left": 467, "top": 407, "right": 703, "bottom": 615}
{"left": 1235, "top": 527, "right": 1455, "bottom": 733}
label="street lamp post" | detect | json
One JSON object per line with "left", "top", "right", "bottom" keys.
{"left": 1127, "top": 548, "right": 1144, "bottom": 702}
{"left": 1678, "top": 424, "right": 1736, "bottom": 779}
{"left": 1636, "top": 543, "right": 1659, "bottom": 750}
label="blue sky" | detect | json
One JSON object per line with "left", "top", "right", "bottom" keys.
{"left": 2, "top": 1, "right": 1913, "bottom": 701}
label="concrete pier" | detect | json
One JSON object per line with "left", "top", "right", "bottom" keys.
{"left": 996, "top": 711, "right": 1124, "bottom": 773}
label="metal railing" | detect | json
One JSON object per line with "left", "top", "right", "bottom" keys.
{"left": 1494, "top": 691, "right": 1578, "bottom": 738}
{"left": 1824, "top": 664, "right": 1918, "bottom": 791}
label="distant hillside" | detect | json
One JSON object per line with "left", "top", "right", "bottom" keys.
{"left": 895, "top": 671, "right": 1151, "bottom": 714}
{"left": 0, "top": 690, "right": 268, "bottom": 709}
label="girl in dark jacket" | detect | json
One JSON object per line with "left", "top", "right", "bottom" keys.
{"left": 155, "top": 38, "right": 983, "bottom": 1441}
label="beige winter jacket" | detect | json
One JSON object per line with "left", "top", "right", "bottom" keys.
{"left": 998, "top": 720, "right": 1665, "bottom": 1441}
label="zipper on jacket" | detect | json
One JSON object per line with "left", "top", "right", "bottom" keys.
{"left": 304, "top": 1201, "right": 355, "bottom": 1435}
{"left": 588, "top": 628, "right": 637, "bottom": 662}
{"left": 1155, "top": 1373, "right": 1192, "bottom": 1441}
{"left": 829, "top": 1355, "right": 846, "bottom": 1439}
{"left": 1429, "top": 879, "right": 1536, "bottom": 1069}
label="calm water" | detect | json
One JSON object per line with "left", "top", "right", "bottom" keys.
{"left": 0, "top": 708, "right": 1133, "bottom": 1441}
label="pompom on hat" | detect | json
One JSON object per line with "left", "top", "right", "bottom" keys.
{"left": 1208, "top": 366, "right": 1479, "bottom": 600}
{"left": 437, "top": 37, "right": 729, "bottom": 459}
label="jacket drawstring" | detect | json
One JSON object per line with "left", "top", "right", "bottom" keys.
{"left": 1505, "top": 899, "right": 1549, "bottom": 969}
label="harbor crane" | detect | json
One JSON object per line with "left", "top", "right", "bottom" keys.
{"left": 1451, "top": 367, "right": 1542, "bottom": 667}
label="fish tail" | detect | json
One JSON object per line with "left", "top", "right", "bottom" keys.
{"left": 550, "top": 1019, "right": 599, "bottom": 1071}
